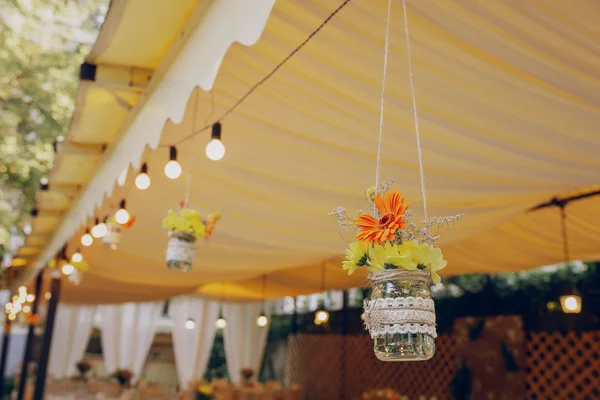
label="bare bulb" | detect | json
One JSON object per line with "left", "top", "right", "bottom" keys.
{"left": 164, "top": 160, "right": 182, "bottom": 179}
{"left": 8, "top": 314, "right": 15, "bottom": 321}
{"left": 71, "top": 252, "right": 83, "bottom": 263}
{"left": 23, "top": 305, "right": 31, "bottom": 313}
{"left": 215, "top": 317, "right": 227, "bottom": 329}
{"left": 205, "top": 139, "right": 225, "bottom": 161}
{"left": 91, "top": 222, "right": 107, "bottom": 238}
{"left": 185, "top": 318, "right": 196, "bottom": 330}
{"left": 115, "top": 208, "right": 130, "bottom": 225}
{"left": 135, "top": 172, "right": 151, "bottom": 190}
{"left": 81, "top": 233, "right": 93, "bottom": 247}
{"left": 45, "top": 292, "right": 51, "bottom": 300}
{"left": 257, "top": 314, "right": 268, "bottom": 328}
{"left": 26, "top": 294, "right": 34, "bottom": 302}
{"left": 62, "top": 263, "right": 75, "bottom": 276}
{"left": 315, "top": 310, "right": 329, "bottom": 324}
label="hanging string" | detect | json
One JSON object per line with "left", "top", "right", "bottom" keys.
{"left": 374, "top": 0, "right": 393, "bottom": 207}
{"left": 559, "top": 205, "right": 570, "bottom": 263}
{"left": 184, "top": 170, "right": 192, "bottom": 207}
{"left": 402, "top": 0, "right": 428, "bottom": 221}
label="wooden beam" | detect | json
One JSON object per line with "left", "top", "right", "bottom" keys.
{"left": 0, "top": 306, "right": 12, "bottom": 395}
{"left": 17, "top": 271, "right": 42, "bottom": 400}
{"left": 33, "top": 272, "right": 61, "bottom": 399}
{"left": 55, "top": 141, "right": 106, "bottom": 156}
{"left": 80, "top": 62, "right": 153, "bottom": 92}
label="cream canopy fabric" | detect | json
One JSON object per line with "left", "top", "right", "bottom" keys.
{"left": 17, "top": 0, "right": 600, "bottom": 303}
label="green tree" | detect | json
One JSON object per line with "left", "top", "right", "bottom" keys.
{"left": 0, "top": 0, "right": 107, "bottom": 257}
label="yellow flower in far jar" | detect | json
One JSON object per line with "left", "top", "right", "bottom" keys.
{"left": 364, "top": 186, "right": 376, "bottom": 202}
{"left": 198, "top": 383, "right": 213, "bottom": 395}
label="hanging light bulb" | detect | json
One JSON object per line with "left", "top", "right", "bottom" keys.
{"left": 71, "top": 249, "right": 83, "bottom": 263}
{"left": 256, "top": 276, "right": 269, "bottom": 327}
{"left": 115, "top": 200, "right": 130, "bottom": 224}
{"left": 18, "top": 286, "right": 26, "bottom": 293}
{"left": 560, "top": 289, "right": 582, "bottom": 314}
{"left": 23, "top": 305, "right": 31, "bottom": 313}
{"left": 8, "top": 314, "right": 15, "bottom": 321}
{"left": 26, "top": 294, "right": 34, "bottom": 303}
{"left": 62, "top": 263, "right": 75, "bottom": 276}
{"left": 91, "top": 218, "right": 105, "bottom": 238}
{"left": 135, "top": 163, "right": 151, "bottom": 190}
{"left": 45, "top": 292, "right": 51, "bottom": 300}
{"left": 215, "top": 314, "right": 227, "bottom": 329}
{"left": 206, "top": 122, "right": 225, "bottom": 161}
{"left": 185, "top": 318, "right": 196, "bottom": 330}
{"left": 81, "top": 229, "right": 93, "bottom": 247}
{"left": 165, "top": 146, "right": 182, "bottom": 179}
{"left": 256, "top": 312, "right": 268, "bottom": 328}
{"left": 96, "top": 217, "right": 108, "bottom": 238}
{"left": 315, "top": 309, "right": 329, "bottom": 325}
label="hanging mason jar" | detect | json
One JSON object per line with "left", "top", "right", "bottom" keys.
{"left": 363, "top": 269, "right": 436, "bottom": 361}
{"left": 103, "top": 222, "right": 122, "bottom": 250}
{"left": 68, "top": 270, "right": 82, "bottom": 285}
{"left": 165, "top": 232, "right": 196, "bottom": 272}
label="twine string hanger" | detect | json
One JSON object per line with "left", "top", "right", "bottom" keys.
{"left": 374, "top": 0, "right": 428, "bottom": 222}
{"left": 559, "top": 205, "right": 570, "bottom": 263}
{"left": 374, "top": 0, "right": 393, "bottom": 216}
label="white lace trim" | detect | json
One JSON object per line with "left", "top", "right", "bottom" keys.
{"left": 370, "top": 324, "right": 437, "bottom": 338}
{"left": 166, "top": 237, "right": 196, "bottom": 264}
{"left": 364, "top": 297, "right": 437, "bottom": 339}
{"left": 103, "top": 223, "right": 121, "bottom": 249}
{"left": 365, "top": 297, "right": 435, "bottom": 310}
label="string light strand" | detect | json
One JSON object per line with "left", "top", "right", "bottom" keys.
{"left": 163, "top": 0, "right": 353, "bottom": 147}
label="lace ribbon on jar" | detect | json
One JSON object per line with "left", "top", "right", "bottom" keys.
{"left": 364, "top": 269, "right": 437, "bottom": 339}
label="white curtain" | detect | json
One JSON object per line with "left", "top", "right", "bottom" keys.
{"left": 48, "top": 304, "right": 96, "bottom": 378}
{"left": 223, "top": 301, "right": 271, "bottom": 383}
{"left": 170, "top": 296, "right": 219, "bottom": 388}
{"left": 100, "top": 301, "right": 163, "bottom": 380}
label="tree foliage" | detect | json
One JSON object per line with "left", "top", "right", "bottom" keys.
{"left": 0, "top": 0, "right": 107, "bottom": 255}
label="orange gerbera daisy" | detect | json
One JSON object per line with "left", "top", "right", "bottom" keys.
{"left": 355, "top": 191, "right": 409, "bottom": 245}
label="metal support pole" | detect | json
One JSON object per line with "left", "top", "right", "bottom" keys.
{"left": 33, "top": 273, "right": 61, "bottom": 400}
{"left": 16, "top": 271, "right": 43, "bottom": 400}
{"left": 341, "top": 290, "right": 349, "bottom": 335}
{"left": 0, "top": 318, "right": 12, "bottom": 398}
{"left": 291, "top": 297, "right": 298, "bottom": 334}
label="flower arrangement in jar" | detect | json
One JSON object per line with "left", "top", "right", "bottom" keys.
{"left": 362, "top": 388, "right": 401, "bottom": 400}
{"left": 332, "top": 182, "right": 462, "bottom": 361}
{"left": 75, "top": 359, "right": 91, "bottom": 379}
{"left": 161, "top": 201, "right": 220, "bottom": 272}
{"left": 195, "top": 381, "right": 215, "bottom": 400}
{"left": 112, "top": 369, "right": 133, "bottom": 387}
{"left": 103, "top": 214, "right": 135, "bottom": 250}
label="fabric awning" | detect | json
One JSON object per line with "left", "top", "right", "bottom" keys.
{"left": 17, "top": 0, "right": 600, "bottom": 303}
